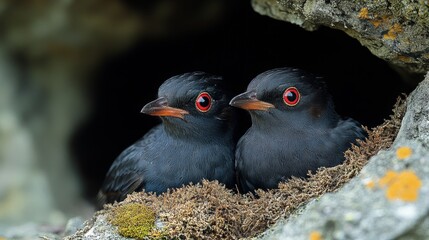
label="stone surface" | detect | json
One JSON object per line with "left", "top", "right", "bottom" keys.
{"left": 258, "top": 72, "right": 429, "bottom": 239}
{"left": 251, "top": 0, "right": 429, "bottom": 78}
{"left": 0, "top": 217, "right": 86, "bottom": 240}
{"left": 0, "top": 222, "right": 62, "bottom": 240}
{"left": 64, "top": 214, "right": 128, "bottom": 240}
{"left": 63, "top": 217, "right": 85, "bottom": 237}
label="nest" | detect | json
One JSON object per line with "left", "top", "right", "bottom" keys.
{"left": 96, "top": 96, "right": 406, "bottom": 240}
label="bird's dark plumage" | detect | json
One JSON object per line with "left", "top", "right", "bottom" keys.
{"left": 98, "top": 72, "right": 237, "bottom": 206}
{"left": 230, "top": 68, "right": 367, "bottom": 193}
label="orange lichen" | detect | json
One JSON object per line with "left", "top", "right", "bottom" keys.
{"left": 383, "top": 23, "right": 403, "bottom": 40}
{"left": 396, "top": 55, "right": 413, "bottom": 63}
{"left": 369, "top": 15, "right": 391, "bottom": 28}
{"left": 358, "top": 8, "right": 369, "bottom": 19}
{"left": 365, "top": 180, "right": 376, "bottom": 189}
{"left": 370, "top": 19, "right": 382, "bottom": 27}
{"left": 380, "top": 170, "right": 422, "bottom": 202}
{"left": 379, "top": 170, "right": 398, "bottom": 187}
{"left": 396, "top": 146, "right": 413, "bottom": 160}
{"left": 309, "top": 231, "right": 323, "bottom": 240}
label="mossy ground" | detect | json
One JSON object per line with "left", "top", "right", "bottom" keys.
{"left": 104, "top": 97, "right": 406, "bottom": 240}
{"left": 107, "top": 203, "right": 158, "bottom": 239}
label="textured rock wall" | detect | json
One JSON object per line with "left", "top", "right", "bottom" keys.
{"left": 252, "top": 0, "right": 429, "bottom": 80}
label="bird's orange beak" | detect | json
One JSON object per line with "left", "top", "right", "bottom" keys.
{"left": 229, "top": 91, "right": 274, "bottom": 111}
{"left": 141, "top": 97, "right": 189, "bottom": 119}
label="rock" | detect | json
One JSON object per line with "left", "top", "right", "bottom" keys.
{"left": 258, "top": 72, "right": 429, "bottom": 239}
{"left": 0, "top": 48, "right": 65, "bottom": 225}
{"left": 0, "top": 216, "right": 98, "bottom": 240}
{"left": 63, "top": 217, "right": 85, "bottom": 237}
{"left": 251, "top": 0, "right": 429, "bottom": 78}
{"left": 64, "top": 214, "right": 128, "bottom": 240}
{"left": 0, "top": 222, "right": 63, "bottom": 240}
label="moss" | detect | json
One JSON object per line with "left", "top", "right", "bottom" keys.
{"left": 109, "top": 203, "right": 156, "bottom": 239}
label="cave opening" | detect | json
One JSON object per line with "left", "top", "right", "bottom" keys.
{"left": 70, "top": 1, "right": 416, "bottom": 204}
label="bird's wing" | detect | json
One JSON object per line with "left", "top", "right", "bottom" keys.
{"left": 97, "top": 126, "right": 162, "bottom": 207}
{"left": 97, "top": 146, "right": 146, "bottom": 207}
{"left": 234, "top": 129, "right": 256, "bottom": 193}
{"left": 339, "top": 117, "right": 368, "bottom": 141}
{"left": 97, "top": 169, "right": 144, "bottom": 207}
{"left": 328, "top": 117, "right": 367, "bottom": 160}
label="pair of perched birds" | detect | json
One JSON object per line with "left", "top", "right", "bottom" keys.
{"left": 98, "top": 68, "right": 366, "bottom": 206}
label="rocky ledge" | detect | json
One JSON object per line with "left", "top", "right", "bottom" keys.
{"left": 252, "top": 0, "right": 429, "bottom": 80}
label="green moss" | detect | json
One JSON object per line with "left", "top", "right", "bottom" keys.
{"left": 109, "top": 203, "right": 156, "bottom": 239}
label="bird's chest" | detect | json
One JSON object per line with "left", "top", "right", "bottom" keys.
{"left": 239, "top": 129, "right": 330, "bottom": 166}
{"left": 150, "top": 139, "right": 230, "bottom": 179}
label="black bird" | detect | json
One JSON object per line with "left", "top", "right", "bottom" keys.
{"left": 230, "top": 68, "right": 366, "bottom": 193}
{"left": 98, "top": 72, "right": 237, "bottom": 206}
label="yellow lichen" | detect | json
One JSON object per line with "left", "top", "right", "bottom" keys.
{"left": 309, "top": 231, "right": 323, "bottom": 240}
{"left": 380, "top": 170, "right": 422, "bottom": 202}
{"left": 383, "top": 23, "right": 403, "bottom": 40}
{"left": 358, "top": 8, "right": 369, "bottom": 19}
{"left": 396, "top": 146, "right": 412, "bottom": 160}
{"left": 109, "top": 203, "right": 156, "bottom": 239}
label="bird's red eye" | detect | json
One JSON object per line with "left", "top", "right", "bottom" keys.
{"left": 195, "top": 92, "right": 212, "bottom": 112}
{"left": 283, "top": 87, "right": 300, "bottom": 106}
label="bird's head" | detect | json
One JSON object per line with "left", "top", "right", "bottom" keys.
{"left": 141, "top": 72, "right": 235, "bottom": 138}
{"left": 230, "top": 68, "right": 338, "bottom": 128}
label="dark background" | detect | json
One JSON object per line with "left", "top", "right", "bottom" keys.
{"left": 71, "top": 1, "right": 415, "bottom": 203}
